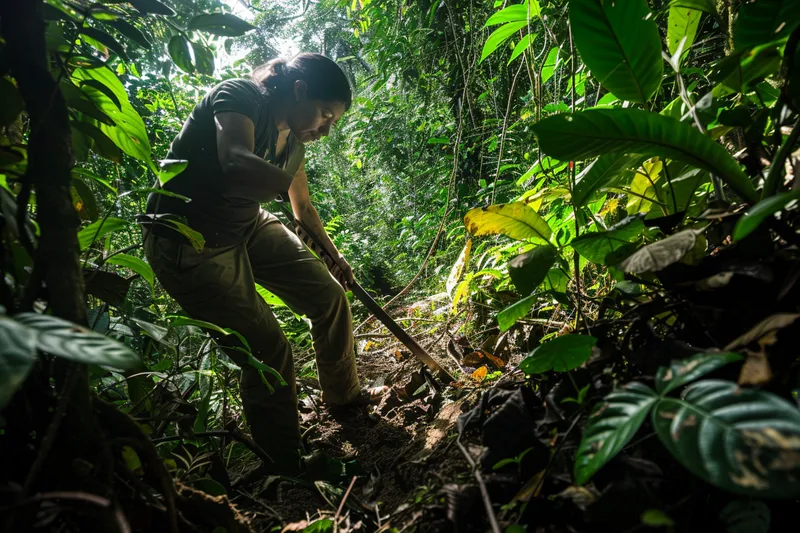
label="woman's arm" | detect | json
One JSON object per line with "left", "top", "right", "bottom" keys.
{"left": 287, "top": 162, "right": 354, "bottom": 287}
{"left": 215, "top": 112, "right": 294, "bottom": 201}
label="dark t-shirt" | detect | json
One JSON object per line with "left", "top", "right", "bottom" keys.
{"left": 145, "top": 79, "right": 305, "bottom": 247}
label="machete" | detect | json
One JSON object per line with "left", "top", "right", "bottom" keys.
{"left": 273, "top": 201, "right": 454, "bottom": 385}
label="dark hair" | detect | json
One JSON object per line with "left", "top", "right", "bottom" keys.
{"left": 253, "top": 53, "right": 352, "bottom": 110}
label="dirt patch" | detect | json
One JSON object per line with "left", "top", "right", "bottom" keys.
{"left": 240, "top": 323, "right": 481, "bottom": 530}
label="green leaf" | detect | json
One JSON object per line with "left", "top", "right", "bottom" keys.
{"left": 571, "top": 217, "right": 644, "bottom": 264}
{"left": 159, "top": 219, "right": 205, "bottom": 252}
{"left": 485, "top": 5, "right": 531, "bottom": 27}
{"left": 652, "top": 380, "right": 800, "bottom": 498}
{"left": 191, "top": 42, "right": 215, "bottom": 76}
{"left": 573, "top": 153, "right": 645, "bottom": 207}
{"left": 618, "top": 228, "right": 703, "bottom": 273}
{"left": 0, "top": 315, "right": 38, "bottom": 409}
{"left": 668, "top": 0, "right": 718, "bottom": 18}
{"left": 656, "top": 352, "right": 744, "bottom": 395}
{"left": 78, "top": 217, "right": 130, "bottom": 251}
{"left": 168, "top": 35, "right": 194, "bottom": 74}
{"left": 71, "top": 175, "right": 99, "bottom": 222}
{"left": 129, "top": 0, "right": 175, "bottom": 16}
{"left": 734, "top": 0, "right": 800, "bottom": 50}
{"left": 667, "top": 6, "right": 702, "bottom": 59}
{"left": 157, "top": 159, "right": 189, "bottom": 185}
{"left": 302, "top": 518, "right": 334, "bottom": 533}
{"left": 0, "top": 77, "right": 23, "bottom": 126}
{"left": 255, "top": 284, "right": 287, "bottom": 308}
{"left": 520, "top": 334, "right": 597, "bottom": 374}
{"left": 733, "top": 189, "right": 800, "bottom": 241}
{"left": 574, "top": 382, "right": 658, "bottom": 484}
{"left": 641, "top": 509, "right": 675, "bottom": 527}
{"left": 498, "top": 294, "right": 536, "bottom": 332}
{"left": 508, "top": 245, "right": 557, "bottom": 294}
{"left": 79, "top": 79, "right": 121, "bottom": 110}
{"left": 508, "top": 33, "right": 537, "bottom": 64}
{"left": 720, "top": 500, "right": 771, "bottom": 533}
{"left": 106, "top": 254, "right": 155, "bottom": 293}
{"left": 71, "top": 121, "right": 122, "bottom": 162}
{"left": 79, "top": 26, "right": 129, "bottom": 62}
{"left": 464, "top": 202, "right": 552, "bottom": 243}
{"left": 15, "top": 312, "right": 141, "bottom": 370}
{"left": 541, "top": 46, "right": 560, "bottom": 84}
{"left": 168, "top": 316, "right": 228, "bottom": 335}
{"left": 106, "top": 19, "right": 151, "bottom": 50}
{"left": 187, "top": 13, "right": 257, "bottom": 37}
{"left": 68, "top": 96, "right": 115, "bottom": 125}
{"left": 480, "top": 20, "right": 528, "bottom": 63}
{"left": 72, "top": 67, "right": 151, "bottom": 164}
{"left": 531, "top": 109, "right": 759, "bottom": 203}
{"left": 72, "top": 168, "right": 117, "bottom": 195}
{"left": 568, "top": 0, "right": 663, "bottom": 103}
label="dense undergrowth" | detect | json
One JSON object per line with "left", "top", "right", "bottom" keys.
{"left": 1, "top": 0, "right": 799, "bottom": 531}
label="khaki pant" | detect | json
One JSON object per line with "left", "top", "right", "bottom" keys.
{"left": 144, "top": 210, "right": 360, "bottom": 472}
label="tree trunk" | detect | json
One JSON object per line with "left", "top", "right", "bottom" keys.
{"left": 0, "top": 0, "right": 86, "bottom": 326}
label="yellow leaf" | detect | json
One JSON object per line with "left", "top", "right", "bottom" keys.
{"left": 472, "top": 365, "right": 488, "bottom": 381}
{"left": 121, "top": 445, "right": 144, "bottom": 476}
{"left": 446, "top": 238, "right": 472, "bottom": 296}
{"left": 627, "top": 157, "right": 663, "bottom": 214}
{"left": 464, "top": 202, "right": 552, "bottom": 243}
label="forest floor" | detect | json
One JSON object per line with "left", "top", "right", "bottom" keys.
{"left": 227, "top": 293, "right": 531, "bottom": 532}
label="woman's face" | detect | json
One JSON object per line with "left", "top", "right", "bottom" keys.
{"left": 287, "top": 81, "right": 347, "bottom": 143}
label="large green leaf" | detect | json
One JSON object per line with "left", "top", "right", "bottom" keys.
{"left": 191, "top": 41, "right": 215, "bottom": 76}
{"left": 652, "top": 380, "right": 800, "bottom": 498}
{"left": 520, "top": 334, "right": 597, "bottom": 374}
{"left": 106, "top": 19, "right": 151, "bottom": 49}
{"left": 464, "top": 202, "right": 552, "bottom": 243}
{"left": 667, "top": 6, "right": 702, "bottom": 59}
{"left": 80, "top": 26, "right": 129, "bottom": 62}
{"left": 575, "top": 382, "right": 658, "bottom": 484}
{"left": 106, "top": 254, "right": 155, "bottom": 293}
{"left": 573, "top": 153, "right": 646, "bottom": 207}
{"left": 531, "top": 109, "right": 759, "bottom": 203}
{"left": 508, "top": 245, "right": 557, "bottom": 295}
{"left": 157, "top": 159, "right": 189, "bottom": 185}
{"left": 71, "top": 67, "right": 151, "bottom": 164}
{"left": 168, "top": 35, "right": 194, "bottom": 74}
{"left": 656, "top": 352, "right": 744, "bottom": 395}
{"left": 498, "top": 294, "right": 536, "bottom": 333}
{"left": 187, "top": 13, "right": 256, "bottom": 36}
{"left": 669, "top": 0, "right": 718, "bottom": 17}
{"left": 480, "top": 20, "right": 528, "bottom": 63}
{"left": 732, "top": 189, "right": 800, "bottom": 241}
{"left": 571, "top": 217, "right": 644, "bottom": 265}
{"left": 568, "top": 0, "right": 663, "bottom": 103}
{"left": 734, "top": 0, "right": 800, "bottom": 50}
{"left": 508, "top": 33, "right": 537, "bottom": 64}
{"left": 485, "top": 5, "right": 526, "bottom": 26}
{"left": 618, "top": 228, "right": 703, "bottom": 273}
{"left": 78, "top": 217, "right": 130, "bottom": 251}
{"left": 15, "top": 313, "right": 141, "bottom": 370}
{"left": 71, "top": 121, "right": 121, "bottom": 162}
{"left": 0, "top": 315, "right": 38, "bottom": 409}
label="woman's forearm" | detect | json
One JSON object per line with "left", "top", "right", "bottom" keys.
{"left": 295, "top": 203, "right": 340, "bottom": 258}
{"left": 220, "top": 147, "right": 294, "bottom": 201}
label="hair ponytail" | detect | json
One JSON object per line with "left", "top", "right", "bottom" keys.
{"left": 252, "top": 53, "right": 352, "bottom": 110}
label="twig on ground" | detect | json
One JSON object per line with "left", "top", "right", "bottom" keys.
{"left": 335, "top": 475, "right": 358, "bottom": 527}
{"left": 456, "top": 438, "right": 502, "bottom": 533}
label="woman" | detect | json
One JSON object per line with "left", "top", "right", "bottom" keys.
{"left": 142, "top": 53, "right": 381, "bottom": 476}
